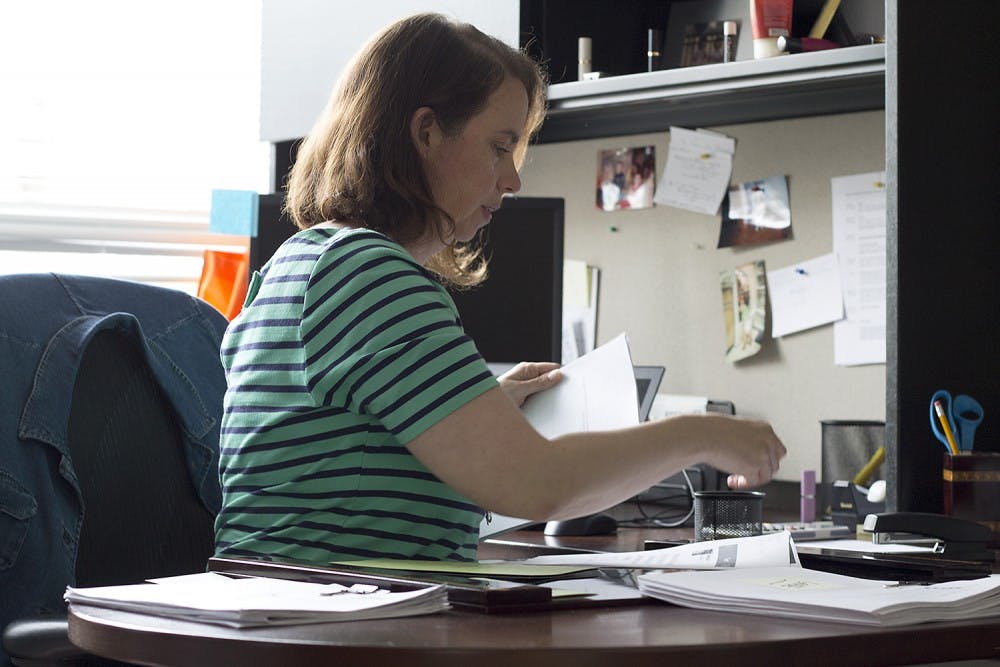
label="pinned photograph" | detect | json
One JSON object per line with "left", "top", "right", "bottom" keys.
{"left": 596, "top": 146, "right": 656, "bottom": 212}
{"left": 720, "top": 260, "right": 767, "bottom": 363}
{"left": 717, "top": 175, "right": 792, "bottom": 248}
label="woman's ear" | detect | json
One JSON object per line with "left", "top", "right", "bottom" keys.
{"left": 409, "top": 106, "right": 440, "bottom": 157}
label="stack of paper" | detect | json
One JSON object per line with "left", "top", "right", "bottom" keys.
{"left": 65, "top": 572, "right": 449, "bottom": 628}
{"left": 638, "top": 567, "right": 1000, "bottom": 626}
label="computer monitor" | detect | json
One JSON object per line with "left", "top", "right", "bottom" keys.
{"left": 250, "top": 195, "right": 565, "bottom": 367}
{"left": 250, "top": 194, "right": 297, "bottom": 275}
{"left": 447, "top": 197, "right": 565, "bottom": 365}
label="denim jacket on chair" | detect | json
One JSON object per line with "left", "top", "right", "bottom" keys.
{"left": 0, "top": 273, "right": 227, "bottom": 652}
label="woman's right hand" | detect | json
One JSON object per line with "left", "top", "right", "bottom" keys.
{"left": 680, "top": 413, "right": 787, "bottom": 489}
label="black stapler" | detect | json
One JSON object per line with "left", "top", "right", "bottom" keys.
{"left": 863, "top": 512, "right": 995, "bottom": 563}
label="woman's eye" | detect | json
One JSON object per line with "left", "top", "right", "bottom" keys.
{"left": 494, "top": 144, "right": 511, "bottom": 156}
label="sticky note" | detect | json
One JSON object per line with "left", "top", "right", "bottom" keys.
{"left": 210, "top": 189, "right": 259, "bottom": 237}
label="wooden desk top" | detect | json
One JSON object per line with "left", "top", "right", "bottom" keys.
{"left": 67, "top": 526, "right": 1000, "bottom": 667}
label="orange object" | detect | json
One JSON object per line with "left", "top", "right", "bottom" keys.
{"left": 197, "top": 249, "right": 250, "bottom": 320}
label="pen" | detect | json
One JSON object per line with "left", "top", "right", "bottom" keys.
{"left": 852, "top": 445, "right": 885, "bottom": 486}
{"left": 933, "top": 400, "right": 960, "bottom": 455}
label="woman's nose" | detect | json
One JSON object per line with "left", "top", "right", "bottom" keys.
{"left": 500, "top": 163, "right": 521, "bottom": 194}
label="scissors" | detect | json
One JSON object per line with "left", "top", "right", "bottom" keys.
{"left": 929, "top": 389, "right": 984, "bottom": 452}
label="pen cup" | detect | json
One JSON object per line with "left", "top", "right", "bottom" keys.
{"left": 693, "top": 491, "right": 764, "bottom": 541}
{"left": 943, "top": 452, "right": 1000, "bottom": 548}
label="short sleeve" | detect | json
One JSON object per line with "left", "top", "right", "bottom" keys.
{"left": 300, "top": 232, "right": 497, "bottom": 443}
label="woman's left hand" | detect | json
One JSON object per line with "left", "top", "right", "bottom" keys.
{"left": 497, "top": 362, "right": 562, "bottom": 408}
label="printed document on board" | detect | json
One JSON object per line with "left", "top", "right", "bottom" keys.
{"left": 832, "top": 172, "right": 886, "bottom": 365}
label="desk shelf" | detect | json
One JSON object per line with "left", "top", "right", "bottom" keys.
{"left": 537, "top": 44, "right": 886, "bottom": 142}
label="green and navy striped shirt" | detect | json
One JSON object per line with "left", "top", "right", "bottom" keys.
{"left": 215, "top": 225, "right": 498, "bottom": 563}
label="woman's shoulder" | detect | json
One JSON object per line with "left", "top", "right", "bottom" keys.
{"left": 319, "top": 227, "right": 424, "bottom": 269}
{"left": 290, "top": 226, "right": 434, "bottom": 285}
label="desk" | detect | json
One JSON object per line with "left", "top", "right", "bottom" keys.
{"left": 68, "top": 526, "right": 1000, "bottom": 667}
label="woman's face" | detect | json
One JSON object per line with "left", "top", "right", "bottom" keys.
{"left": 420, "top": 77, "right": 528, "bottom": 243}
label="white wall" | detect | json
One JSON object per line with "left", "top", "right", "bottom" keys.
{"left": 260, "top": 1, "right": 519, "bottom": 142}
{"left": 516, "top": 111, "right": 887, "bottom": 481}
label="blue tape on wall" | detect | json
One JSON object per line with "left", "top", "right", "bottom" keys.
{"left": 210, "top": 189, "right": 259, "bottom": 237}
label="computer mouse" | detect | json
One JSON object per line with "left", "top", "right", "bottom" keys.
{"left": 543, "top": 513, "right": 618, "bottom": 536}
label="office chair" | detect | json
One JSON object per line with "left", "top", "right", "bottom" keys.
{"left": 2, "top": 327, "right": 218, "bottom": 666}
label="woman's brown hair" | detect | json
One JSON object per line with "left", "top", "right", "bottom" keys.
{"left": 284, "top": 13, "right": 548, "bottom": 286}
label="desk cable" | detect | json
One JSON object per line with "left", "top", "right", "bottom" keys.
{"left": 618, "top": 468, "right": 697, "bottom": 528}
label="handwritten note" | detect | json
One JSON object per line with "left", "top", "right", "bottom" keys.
{"left": 768, "top": 254, "right": 844, "bottom": 337}
{"left": 654, "top": 127, "right": 736, "bottom": 215}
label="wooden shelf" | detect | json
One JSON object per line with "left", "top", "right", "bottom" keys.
{"left": 537, "top": 44, "right": 885, "bottom": 142}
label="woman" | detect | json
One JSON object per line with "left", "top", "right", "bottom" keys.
{"left": 215, "top": 13, "right": 786, "bottom": 564}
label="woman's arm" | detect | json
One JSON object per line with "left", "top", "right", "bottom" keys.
{"left": 406, "top": 387, "right": 786, "bottom": 521}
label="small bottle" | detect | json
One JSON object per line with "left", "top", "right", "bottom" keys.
{"left": 723, "top": 21, "right": 738, "bottom": 63}
{"left": 578, "top": 37, "right": 592, "bottom": 80}
{"left": 800, "top": 469, "right": 816, "bottom": 523}
{"left": 647, "top": 29, "right": 663, "bottom": 72}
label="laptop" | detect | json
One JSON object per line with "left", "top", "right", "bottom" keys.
{"left": 633, "top": 366, "right": 665, "bottom": 422}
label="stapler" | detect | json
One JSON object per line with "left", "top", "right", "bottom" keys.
{"left": 863, "top": 512, "right": 995, "bottom": 563}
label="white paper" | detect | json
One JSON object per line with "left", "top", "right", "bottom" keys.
{"left": 480, "top": 334, "right": 638, "bottom": 539}
{"left": 768, "top": 253, "right": 845, "bottom": 337}
{"left": 638, "top": 567, "right": 1000, "bottom": 627}
{"left": 832, "top": 172, "right": 886, "bottom": 365}
{"left": 654, "top": 127, "right": 736, "bottom": 215}
{"left": 518, "top": 531, "right": 799, "bottom": 570}
{"left": 521, "top": 333, "right": 639, "bottom": 438}
{"left": 561, "top": 260, "right": 599, "bottom": 363}
{"left": 65, "top": 572, "right": 449, "bottom": 627}
{"left": 798, "top": 539, "right": 934, "bottom": 555}
{"left": 648, "top": 394, "right": 709, "bottom": 421}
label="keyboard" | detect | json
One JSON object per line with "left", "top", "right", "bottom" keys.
{"left": 762, "top": 520, "right": 852, "bottom": 541}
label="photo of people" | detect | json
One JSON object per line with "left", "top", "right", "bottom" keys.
{"left": 717, "top": 175, "right": 792, "bottom": 248}
{"left": 720, "top": 260, "right": 767, "bottom": 363}
{"left": 596, "top": 146, "right": 656, "bottom": 212}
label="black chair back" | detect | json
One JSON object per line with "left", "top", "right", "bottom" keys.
{"left": 70, "top": 328, "right": 215, "bottom": 588}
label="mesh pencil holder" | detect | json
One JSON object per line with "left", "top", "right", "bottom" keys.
{"left": 693, "top": 491, "right": 765, "bottom": 541}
